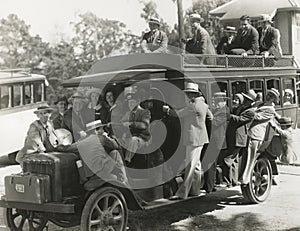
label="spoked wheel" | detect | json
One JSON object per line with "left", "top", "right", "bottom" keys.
{"left": 81, "top": 187, "right": 128, "bottom": 231}
{"left": 241, "top": 157, "right": 272, "bottom": 204}
{"left": 4, "top": 208, "right": 48, "bottom": 231}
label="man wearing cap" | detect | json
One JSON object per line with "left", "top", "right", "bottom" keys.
{"left": 16, "top": 105, "right": 55, "bottom": 166}
{"left": 186, "top": 13, "right": 216, "bottom": 59}
{"left": 202, "top": 92, "right": 229, "bottom": 193}
{"left": 51, "top": 95, "right": 68, "bottom": 129}
{"left": 230, "top": 15, "right": 259, "bottom": 56}
{"left": 140, "top": 17, "right": 168, "bottom": 53}
{"left": 164, "top": 82, "right": 212, "bottom": 199}
{"left": 217, "top": 26, "right": 237, "bottom": 54}
{"left": 121, "top": 88, "right": 151, "bottom": 164}
{"left": 63, "top": 92, "right": 94, "bottom": 142}
{"left": 241, "top": 88, "right": 280, "bottom": 184}
{"left": 258, "top": 14, "right": 282, "bottom": 59}
{"left": 220, "top": 90, "right": 257, "bottom": 186}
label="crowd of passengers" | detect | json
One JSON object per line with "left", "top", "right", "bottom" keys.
{"left": 15, "top": 81, "right": 297, "bottom": 199}
{"left": 141, "top": 13, "right": 282, "bottom": 60}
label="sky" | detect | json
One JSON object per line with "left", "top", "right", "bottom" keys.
{"left": 0, "top": 0, "right": 193, "bottom": 44}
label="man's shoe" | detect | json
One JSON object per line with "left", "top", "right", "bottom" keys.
{"left": 272, "top": 178, "right": 278, "bottom": 186}
{"left": 169, "top": 195, "right": 184, "bottom": 200}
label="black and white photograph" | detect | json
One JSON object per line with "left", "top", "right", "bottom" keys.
{"left": 0, "top": 0, "right": 300, "bottom": 230}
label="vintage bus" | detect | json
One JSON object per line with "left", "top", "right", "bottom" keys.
{"left": 0, "top": 69, "right": 47, "bottom": 163}
{"left": 0, "top": 54, "right": 298, "bottom": 231}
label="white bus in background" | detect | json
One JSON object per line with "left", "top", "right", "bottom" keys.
{"left": 0, "top": 69, "right": 48, "bottom": 164}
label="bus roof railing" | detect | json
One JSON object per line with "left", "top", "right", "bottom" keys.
{"left": 183, "top": 54, "right": 295, "bottom": 69}
{"left": 0, "top": 68, "right": 31, "bottom": 77}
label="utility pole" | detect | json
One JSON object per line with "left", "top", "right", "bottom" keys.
{"left": 176, "top": 0, "right": 185, "bottom": 50}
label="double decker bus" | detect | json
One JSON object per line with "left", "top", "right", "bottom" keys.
{"left": 0, "top": 69, "right": 47, "bottom": 163}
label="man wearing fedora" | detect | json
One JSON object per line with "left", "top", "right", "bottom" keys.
{"left": 185, "top": 13, "right": 216, "bottom": 60}
{"left": 258, "top": 14, "right": 282, "bottom": 59}
{"left": 16, "top": 105, "right": 55, "bottom": 166}
{"left": 221, "top": 89, "right": 257, "bottom": 186}
{"left": 63, "top": 92, "right": 94, "bottom": 142}
{"left": 241, "top": 88, "right": 280, "bottom": 184}
{"left": 230, "top": 15, "right": 259, "bottom": 56}
{"left": 164, "top": 82, "right": 212, "bottom": 199}
{"left": 217, "top": 26, "right": 237, "bottom": 54}
{"left": 121, "top": 87, "right": 152, "bottom": 164}
{"left": 51, "top": 95, "right": 68, "bottom": 129}
{"left": 202, "top": 92, "right": 229, "bottom": 192}
{"left": 141, "top": 17, "right": 168, "bottom": 53}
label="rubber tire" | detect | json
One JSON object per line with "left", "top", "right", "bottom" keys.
{"left": 80, "top": 187, "right": 128, "bottom": 231}
{"left": 241, "top": 157, "right": 272, "bottom": 204}
{"left": 4, "top": 208, "right": 48, "bottom": 231}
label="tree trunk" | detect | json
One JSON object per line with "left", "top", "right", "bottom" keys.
{"left": 176, "top": 0, "right": 185, "bottom": 51}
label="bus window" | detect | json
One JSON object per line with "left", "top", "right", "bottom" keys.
{"left": 231, "top": 80, "right": 246, "bottom": 96}
{"left": 24, "top": 84, "right": 32, "bottom": 104}
{"left": 13, "top": 85, "right": 22, "bottom": 106}
{"left": 197, "top": 82, "right": 208, "bottom": 102}
{"left": 250, "top": 80, "right": 264, "bottom": 100}
{"left": 0, "top": 86, "right": 9, "bottom": 109}
{"left": 282, "top": 78, "right": 295, "bottom": 106}
{"left": 34, "top": 82, "right": 43, "bottom": 102}
{"left": 266, "top": 79, "right": 280, "bottom": 105}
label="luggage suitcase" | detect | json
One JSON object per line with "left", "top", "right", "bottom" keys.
{"left": 4, "top": 173, "right": 51, "bottom": 204}
{"left": 23, "top": 152, "right": 82, "bottom": 201}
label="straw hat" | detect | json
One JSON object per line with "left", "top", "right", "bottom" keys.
{"left": 214, "top": 92, "right": 228, "bottom": 99}
{"left": 224, "top": 26, "right": 237, "bottom": 33}
{"left": 72, "top": 92, "right": 87, "bottom": 101}
{"left": 149, "top": 17, "right": 160, "bottom": 26}
{"left": 184, "top": 82, "right": 200, "bottom": 93}
{"left": 190, "top": 13, "right": 204, "bottom": 23}
{"left": 242, "top": 89, "right": 257, "bottom": 102}
{"left": 34, "top": 105, "right": 53, "bottom": 114}
{"left": 278, "top": 117, "right": 293, "bottom": 126}
{"left": 284, "top": 89, "right": 294, "bottom": 98}
{"left": 85, "top": 120, "right": 103, "bottom": 132}
{"left": 235, "top": 93, "right": 244, "bottom": 104}
{"left": 259, "top": 14, "right": 273, "bottom": 23}
{"left": 267, "top": 88, "right": 280, "bottom": 99}
{"left": 86, "top": 88, "right": 100, "bottom": 98}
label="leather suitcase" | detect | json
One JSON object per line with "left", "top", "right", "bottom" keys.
{"left": 4, "top": 173, "right": 51, "bottom": 204}
{"left": 23, "top": 152, "right": 82, "bottom": 201}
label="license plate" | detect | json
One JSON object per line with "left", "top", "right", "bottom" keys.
{"left": 15, "top": 184, "right": 25, "bottom": 193}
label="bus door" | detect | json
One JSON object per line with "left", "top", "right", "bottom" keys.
{"left": 230, "top": 80, "right": 247, "bottom": 110}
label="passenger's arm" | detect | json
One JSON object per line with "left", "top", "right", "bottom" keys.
{"left": 27, "top": 124, "right": 46, "bottom": 152}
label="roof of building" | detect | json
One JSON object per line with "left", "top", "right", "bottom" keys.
{"left": 210, "top": 0, "right": 300, "bottom": 20}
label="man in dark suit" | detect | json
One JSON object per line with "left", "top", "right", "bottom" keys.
{"left": 230, "top": 15, "right": 259, "bottom": 56}
{"left": 220, "top": 90, "right": 256, "bottom": 186}
{"left": 63, "top": 92, "right": 94, "bottom": 142}
{"left": 141, "top": 17, "right": 168, "bottom": 53}
{"left": 202, "top": 92, "right": 229, "bottom": 193}
{"left": 258, "top": 14, "right": 282, "bottom": 59}
{"left": 165, "top": 82, "right": 213, "bottom": 199}
{"left": 51, "top": 95, "right": 68, "bottom": 129}
{"left": 217, "top": 26, "right": 237, "bottom": 54}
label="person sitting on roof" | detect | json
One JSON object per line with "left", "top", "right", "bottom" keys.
{"left": 258, "top": 14, "right": 282, "bottom": 59}
{"left": 217, "top": 26, "right": 237, "bottom": 55}
{"left": 230, "top": 15, "right": 259, "bottom": 57}
{"left": 140, "top": 17, "right": 168, "bottom": 53}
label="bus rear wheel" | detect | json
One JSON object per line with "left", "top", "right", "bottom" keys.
{"left": 81, "top": 187, "right": 128, "bottom": 231}
{"left": 241, "top": 157, "right": 272, "bottom": 204}
{"left": 4, "top": 208, "right": 48, "bottom": 231}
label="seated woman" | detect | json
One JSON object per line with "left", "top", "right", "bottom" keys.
{"left": 86, "top": 88, "right": 109, "bottom": 123}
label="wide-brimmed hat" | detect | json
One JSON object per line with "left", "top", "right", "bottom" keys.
{"left": 224, "top": 26, "right": 237, "bottom": 33}
{"left": 259, "top": 14, "right": 273, "bottom": 23}
{"left": 86, "top": 88, "right": 100, "bottom": 98}
{"left": 267, "top": 88, "right": 280, "bottom": 99}
{"left": 234, "top": 93, "right": 244, "bottom": 104}
{"left": 184, "top": 82, "right": 200, "bottom": 93}
{"left": 242, "top": 89, "right": 257, "bottom": 102}
{"left": 149, "top": 17, "right": 160, "bottom": 26}
{"left": 72, "top": 92, "right": 87, "bottom": 100}
{"left": 54, "top": 95, "right": 68, "bottom": 105}
{"left": 214, "top": 92, "right": 228, "bottom": 99}
{"left": 34, "top": 105, "right": 53, "bottom": 114}
{"left": 190, "top": 13, "right": 204, "bottom": 23}
{"left": 284, "top": 89, "right": 294, "bottom": 98}
{"left": 86, "top": 120, "right": 103, "bottom": 132}
{"left": 278, "top": 117, "right": 293, "bottom": 126}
